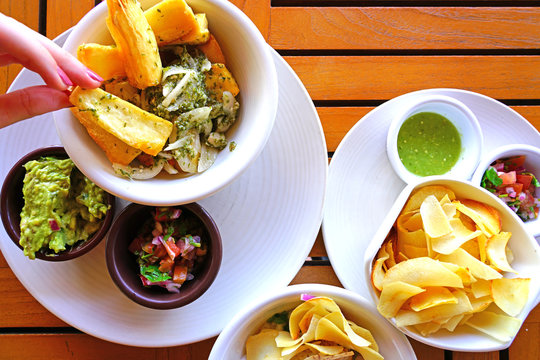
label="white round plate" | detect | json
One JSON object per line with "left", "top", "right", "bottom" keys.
{"left": 322, "top": 88, "right": 540, "bottom": 299}
{"left": 209, "top": 284, "right": 416, "bottom": 359}
{"left": 0, "top": 31, "right": 327, "bottom": 347}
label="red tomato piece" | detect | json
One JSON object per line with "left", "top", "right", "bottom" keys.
{"left": 159, "top": 257, "right": 174, "bottom": 273}
{"left": 499, "top": 171, "right": 516, "bottom": 185}
{"left": 516, "top": 174, "right": 533, "bottom": 190}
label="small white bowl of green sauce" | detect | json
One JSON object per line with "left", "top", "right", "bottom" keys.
{"left": 386, "top": 94, "right": 483, "bottom": 184}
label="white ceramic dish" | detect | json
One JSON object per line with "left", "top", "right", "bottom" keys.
{"left": 209, "top": 284, "right": 417, "bottom": 360}
{"left": 471, "top": 144, "right": 540, "bottom": 237}
{"left": 323, "top": 88, "right": 540, "bottom": 305}
{"left": 0, "top": 31, "right": 327, "bottom": 347}
{"left": 363, "top": 177, "right": 540, "bottom": 352}
{"left": 386, "top": 94, "right": 483, "bottom": 184}
{"left": 54, "top": 0, "right": 279, "bottom": 206}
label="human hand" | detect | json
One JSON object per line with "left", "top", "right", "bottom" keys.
{"left": 0, "top": 13, "right": 103, "bottom": 128}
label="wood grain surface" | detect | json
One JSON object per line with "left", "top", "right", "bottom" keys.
{"left": 0, "top": 0, "right": 539, "bottom": 359}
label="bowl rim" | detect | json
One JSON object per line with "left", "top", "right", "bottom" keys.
{"left": 386, "top": 94, "right": 483, "bottom": 185}
{"left": 0, "top": 145, "right": 116, "bottom": 261}
{"left": 362, "top": 176, "right": 540, "bottom": 352}
{"left": 105, "top": 202, "right": 223, "bottom": 310}
{"left": 209, "top": 283, "right": 416, "bottom": 360}
{"left": 53, "top": 0, "right": 279, "bottom": 206}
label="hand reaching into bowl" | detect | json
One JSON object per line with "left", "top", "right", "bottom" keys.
{"left": 0, "top": 13, "right": 103, "bottom": 128}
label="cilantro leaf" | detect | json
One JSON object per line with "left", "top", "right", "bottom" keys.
{"left": 481, "top": 167, "right": 503, "bottom": 188}
{"left": 140, "top": 264, "right": 171, "bottom": 283}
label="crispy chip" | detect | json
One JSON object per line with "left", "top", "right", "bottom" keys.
{"left": 491, "top": 278, "right": 530, "bottom": 317}
{"left": 403, "top": 185, "right": 456, "bottom": 213}
{"left": 465, "top": 311, "right": 522, "bottom": 343}
{"left": 420, "top": 195, "right": 452, "bottom": 238}
{"left": 486, "top": 232, "right": 516, "bottom": 273}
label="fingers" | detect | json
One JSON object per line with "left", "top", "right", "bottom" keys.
{"left": 0, "top": 13, "right": 102, "bottom": 90}
{"left": 0, "top": 85, "right": 72, "bottom": 128}
{"left": 0, "top": 14, "right": 68, "bottom": 90}
{"left": 33, "top": 31, "right": 103, "bottom": 88}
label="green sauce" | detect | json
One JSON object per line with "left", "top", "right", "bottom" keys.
{"left": 397, "top": 112, "right": 462, "bottom": 176}
{"left": 19, "top": 157, "right": 109, "bottom": 259}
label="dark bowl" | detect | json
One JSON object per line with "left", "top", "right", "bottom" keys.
{"left": 0, "top": 146, "right": 116, "bottom": 261}
{"left": 106, "top": 202, "right": 222, "bottom": 310}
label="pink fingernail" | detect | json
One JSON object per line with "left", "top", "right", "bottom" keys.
{"left": 57, "top": 67, "right": 73, "bottom": 87}
{"left": 86, "top": 68, "right": 103, "bottom": 82}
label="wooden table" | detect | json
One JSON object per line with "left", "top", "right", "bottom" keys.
{"left": 1, "top": 0, "right": 539, "bottom": 359}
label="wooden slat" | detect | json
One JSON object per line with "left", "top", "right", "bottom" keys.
{"left": 284, "top": 56, "right": 540, "bottom": 101}
{"left": 46, "top": 0, "right": 96, "bottom": 39}
{"left": 0, "top": 334, "right": 215, "bottom": 359}
{"left": 229, "top": 0, "right": 272, "bottom": 40}
{"left": 319, "top": 106, "right": 540, "bottom": 152}
{"left": 269, "top": 7, "right": 540, "bottom": 50}
{"left": 453, "top": 351, "right": 499, "bottom": 359}
{"left": 409, "top": 338, "right": 445, "bottom": 360}
{"left": 290, "top": 265, "right": 343, "bottom": 286}
{"left": 0, "top": 0, "right": 40, "bottom": 95}
{"left": 509, "top": 305, "right": 540, "bottom": 360}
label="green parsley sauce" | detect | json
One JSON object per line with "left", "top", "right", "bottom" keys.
{"left": 397, "top": 112, "right": 462, "bottom": 176}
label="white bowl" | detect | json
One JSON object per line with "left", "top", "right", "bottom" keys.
{"left": 471, "top": 144, "right": 540, "bottom": 237}
{"left": 386, "top": 95, "right": 483, "bottom": 184}
{"left": 54, "top": 0, "right": 278, "bottom": 206}
{"left": 363, "top": 177, "right": 540, "bottom": 352}
{"left": 209, "top": 283, "right": 416, "bottom": 359}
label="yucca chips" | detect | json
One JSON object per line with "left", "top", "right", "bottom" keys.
{"left": 246, "top": 297, "right": 384, "bottom": 360}
{"left": 371, "top": 185, "right": 530, "bottom": 342}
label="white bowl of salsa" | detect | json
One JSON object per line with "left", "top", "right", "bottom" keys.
{"left": 386, "top": 94, "right": 483, "bottom": 185}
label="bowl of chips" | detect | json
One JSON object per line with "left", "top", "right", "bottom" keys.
{"left": 209, "top": 283, "right": 416, "bottom": 359}
{"left": 364, "top": 177, "right": 540, "bottom": 351}
{"left": 54, "top": 0, "right": 278, "bottom": 206}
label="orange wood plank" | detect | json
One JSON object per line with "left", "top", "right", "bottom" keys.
{"left": 229, "top": 0, "right": 271, "bottom": 40}
{"left": 284, "top": 56, "right": 540, "bottom": 101}
{"left": 46, "top": 0, "right": 96, "bottom": 39}
{"left": 319, "top": 106, "right": 540, "bottom": 152}
{"left": 269, "top": 7, "right": 540, "bottom": 50}
{"left": 290, "top": 265, "right": 342, "bottom": 286}
{"left": 453, "top": 351, "right": 499, "bottom": 359}
{"left": 509, "top": 305, "right": 540, "bottom": 360}
{"left": 409, "top": 338, "right": 445, "bottom": 360}
{"left": 0, "top": 333, "right": 215, "bottom": 359}
{"left": 0, "top": 0, "right": 40, "bottom": 96}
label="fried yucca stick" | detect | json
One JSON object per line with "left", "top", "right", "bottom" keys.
{"left": 106, "top": 0, "right": 162, "bottom": 89}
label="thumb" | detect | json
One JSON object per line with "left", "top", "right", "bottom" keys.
{"left": 0, "top": 85, "right": 72, "bottom": 128}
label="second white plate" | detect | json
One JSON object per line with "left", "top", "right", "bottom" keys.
{"left": 323, "top": 88, "right": 540, "bottom": 299}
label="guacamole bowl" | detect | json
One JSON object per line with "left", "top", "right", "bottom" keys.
{"left": 363, "top": 177, "right": 540, "bottom": 352}
{"left": 53, "top": 0, "right": 278, "bottom": 206}
{"left": 386, "top": 94, "right": 483, "bottom": 184}
{"left": 0, "top": 146, "right": 116, "bottom": 261}
{"left": 106, "top": 202, "right": 222, "bottom": 310}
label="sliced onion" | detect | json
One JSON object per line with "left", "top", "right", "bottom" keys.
{"left": 112, "top": 160, "right": 165, "bottom": 180}
{"left": 163, "top": 161, "right": 179, "bottom": 174}
{"left": 161, "top": 70, "right": 195, "bottom": 107}
{"left": 300, "top": 293, "right": 316, "bottom": 301}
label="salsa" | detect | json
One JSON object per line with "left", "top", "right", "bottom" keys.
{"left": 20, "top": 157, "right": 109, "bottom": 259}
{"left": 480, "top": 155, "right": 540, "bottom": 221}
{"left": 397, "top": 112, "right": 462, "bottom": 176}
{"left": 128, "top": 207, "right": 208, "bottom": 293}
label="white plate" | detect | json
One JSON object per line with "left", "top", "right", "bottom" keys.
{"left": 322, "top": 88, "right": 540, "bottom": 299}
{"left": 0, "top": 31, "right": 327, "bottom": 347}
{"left": 209, "top": 284, "right": 416, "bottom": 359}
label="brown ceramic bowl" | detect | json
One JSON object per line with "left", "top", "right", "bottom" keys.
{"left": 0, "top": 146, "right": 116, "bottom": 261}
{"left": 106, "top": 202, "right": 222, "bottom": 310}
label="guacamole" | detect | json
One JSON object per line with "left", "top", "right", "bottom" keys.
{"left": 19, "top": 157, "right": 109, "bottom": 259}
